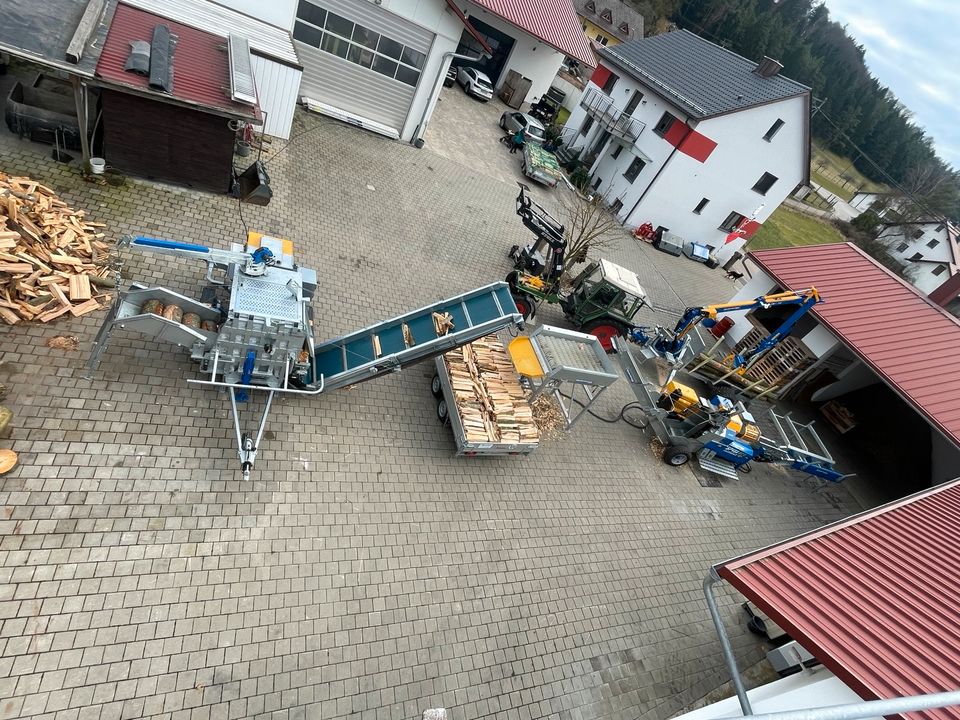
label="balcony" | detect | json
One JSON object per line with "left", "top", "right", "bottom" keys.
{"left": 579, "top": 87, "right": 645, "bottom": 143}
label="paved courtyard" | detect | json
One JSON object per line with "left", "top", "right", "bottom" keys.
{"left": 0, "top": 106, "right": 863, "bottom": 720}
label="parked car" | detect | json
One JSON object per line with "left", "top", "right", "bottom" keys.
{"left": 444, "top": 64, "right": 458, "bottom": 88}
{"left": 499, "top": 112, "right": 546, "bottom": 143}
{"left": 456, "top": 67, "right": 493, "bottom": 101}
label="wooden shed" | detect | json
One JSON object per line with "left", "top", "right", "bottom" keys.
{"left": 93, "top": 3, "right": 259, "bottom": 192}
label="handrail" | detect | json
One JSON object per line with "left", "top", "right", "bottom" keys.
{"left": 579, "top": 87, "right": 645, "bottom": 142}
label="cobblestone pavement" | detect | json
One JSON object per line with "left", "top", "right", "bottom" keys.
{"left": 0, "top": 108, "right": 862, "bottom": 720}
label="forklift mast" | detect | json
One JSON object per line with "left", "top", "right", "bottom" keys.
{"left": 513, "top": 183, "right": 567, "bottom": 281}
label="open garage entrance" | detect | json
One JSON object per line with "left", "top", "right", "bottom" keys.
{"left": 454, "top": 17, "right": 515, "bottom": 86}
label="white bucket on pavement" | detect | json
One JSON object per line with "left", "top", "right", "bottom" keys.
{"left": 90, "top": 157, "right": 106, "bottom": 174}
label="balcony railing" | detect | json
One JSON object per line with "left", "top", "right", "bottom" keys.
{"left": 579, "top": 87, "right": 646, "bottom": 143}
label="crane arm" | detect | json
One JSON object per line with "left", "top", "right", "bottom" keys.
{"left": 672, "top": 288, "right": 820, "bottom": 339}
{"left": 731, "top": 290, "right": 821, "bottom": 369}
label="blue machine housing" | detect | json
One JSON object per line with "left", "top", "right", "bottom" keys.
{"left": 704, "top": 429, "right": 756, "bottom": 467}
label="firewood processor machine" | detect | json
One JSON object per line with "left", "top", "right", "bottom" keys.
{"left": 85, "top": 233, "right": 523, "bottom": 478}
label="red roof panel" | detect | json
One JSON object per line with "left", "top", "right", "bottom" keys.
{"left": 95, "top": 2, "right": 256, "bottom": 119}
{"left": 717, "top": 479, "right": 960, "bottom": 720}
{"left": 751, "top": 243, "right": 960, "bottom": 450}
{"left": 466, "top": 0, "right": 595, "bottom": 66}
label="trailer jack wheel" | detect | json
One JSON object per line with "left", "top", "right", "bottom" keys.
{"left": 662, "top": 446, "right": 690, "bottom": 467}
{"left": 509, "top": 244, "right": 520, "bottom": 260}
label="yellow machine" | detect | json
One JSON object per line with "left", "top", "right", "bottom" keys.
{"left": 656, "top": 379, "right": 762, "bottom": 442}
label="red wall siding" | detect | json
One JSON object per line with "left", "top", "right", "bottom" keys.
{"left": 662, "top": 119, "right": 717, "bottom": 163}
{"left": 679, "top": 130, "right": 717, "bottom": 162}
{"left": 589, "top": 65, "right": 612, "bottom": 89}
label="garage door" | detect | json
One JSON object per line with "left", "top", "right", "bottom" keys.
{"left": 293, "top": 0, "right": 434, "bottom": 132}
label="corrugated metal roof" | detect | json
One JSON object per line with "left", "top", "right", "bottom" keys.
{"left": 717, "top": 478, "right": 960, "bottom": 720}
{"left": 466, "top": 0, "right": 595, "bottom": 67}
{"left": 601, "top": 29, "right": 808, "bottom": 118}
{"left": 751, "top": 243, "right": 960, "bottom": 451}
{"left": 96, "top": 2, "right": 257, "bottom": 119}
{"left": 121, "top": 0, "right": 300, "bottom": 66}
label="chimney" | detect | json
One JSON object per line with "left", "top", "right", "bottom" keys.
{"left": 754, "top": 56, "right": 784, "bottom": 78}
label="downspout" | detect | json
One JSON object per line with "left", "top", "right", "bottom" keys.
{"left": 412, "top": 49, "right": 489, "bottom": 147}
{"left": 703, "top": 569, "right": 753, "bottom": 716}
{"left": 624, "top": 118, "right": 692, "bottom": 226}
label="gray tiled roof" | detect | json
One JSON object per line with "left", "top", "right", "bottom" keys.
{"left": 572, "top": 0, "right": 644, "bottom": 42}
{"left": 600, "top": 29, "right": 809, "bottom": 118}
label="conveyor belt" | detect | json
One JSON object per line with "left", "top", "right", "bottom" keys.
{"left": 313, "top": 282, "right": 522, "bottom": 392}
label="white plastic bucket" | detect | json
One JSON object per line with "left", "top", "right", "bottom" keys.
{"left": 90, "top": 157, "right": 106, "bottom": 175}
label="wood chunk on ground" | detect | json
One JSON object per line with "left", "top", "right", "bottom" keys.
{"left": 0, "top": 172, "right": 111, "bottom": 324}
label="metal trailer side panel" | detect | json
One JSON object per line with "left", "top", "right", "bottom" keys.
{"left": 434, "top": 355, "right": 538, "bottom": 457}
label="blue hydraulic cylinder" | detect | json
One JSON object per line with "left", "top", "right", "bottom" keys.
{"left": 236, "top": 351, "right": 256, "bottom": 402}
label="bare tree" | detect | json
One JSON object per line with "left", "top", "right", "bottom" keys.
{"left": 555, "top": 189, "right": 622, "bottom": 272}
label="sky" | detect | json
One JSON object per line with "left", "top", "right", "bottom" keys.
{"left": 824, "top": 0, "right": 960, "bottom": 170}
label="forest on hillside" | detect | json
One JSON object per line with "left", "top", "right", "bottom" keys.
{"left": 626, "top": 0, "right": 959, "bottom": 220}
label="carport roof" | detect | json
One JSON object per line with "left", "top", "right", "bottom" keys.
{"left": 716, "top": 477, "right": 960, "bottom": 720}
{"left": 750, "top": 242, "right": 960, "bottom": 451}
{"left": 466, "top": 0, "right": 596, "bottom": 67}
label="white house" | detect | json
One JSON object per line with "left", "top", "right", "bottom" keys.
{"left": 561, "top": 29, "right": 811, "bottom": 264}
{"left": 221, "top": 0, "right": 593, "bottom": 143}
{"left": 876, "top": 220, "right": 959, "bottom": 295}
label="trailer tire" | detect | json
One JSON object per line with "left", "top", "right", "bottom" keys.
{"left": 512, "top": 294, "right": 534, "bottom": 319}
{"left": 436, "top": 399, "right": 448, "bottom": 421}
{"left": 582, "top": 319, "right": 626, "bottom": 353}
{"left": 430, "top": 374, "right": 443, "bottom": 398}
{"left": 509, "top": 244, "right": 520, "bottom": 260}
{"left": 662, "top": 446, "right": 691, "bottom": 467}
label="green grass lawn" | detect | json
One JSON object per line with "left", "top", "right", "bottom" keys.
{"left": 811, "top": 142, "right": 888, "bottom": 195}
{"left": 746, "top": 206, "right": 845, "bottom": 251}
{"left": 811, "top": 168, "right": 856, "bottom": 202}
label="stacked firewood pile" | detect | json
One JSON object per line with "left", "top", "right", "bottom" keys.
{"left": 0, "top": 173, "right": 111, "bottom": 325}
{"left": 443, "top": 336, "right": 539, "bottom": 445}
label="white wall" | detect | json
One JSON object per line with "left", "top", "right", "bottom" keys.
{"left": 553, "top": 74, "right": 584, "bottom": 112}
{"left": 217, "top": 0, "right": 298, "bottom": 28}
{"left": 563, "top": 61, "right": 808, "bottom": 264}
{"left": 877, "top": 223, "right": 954, "bottom": 294}
{"left": 628, "top": 94, "right": 808, "bottom": 264}
{"left": 250, "top": 55, "right": 302, "bottom": 139}
{"left": 462, "top": 3, "right": 565, "bottom": 104}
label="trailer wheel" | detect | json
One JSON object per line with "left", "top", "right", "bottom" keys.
{"left": 508, "top": 244, "right": 520, "bottom": 260}
{"left": 436, "top": 399, "right": 448, "bottom": 421}
{"left": 430, "top": 374, "right": 443, "bottom": 398}
{"left": 512, "top": 294, "right": 534, "bottom": 319}
{"left": 662, "top": 446, "right": 691, "bottom": 467}
{"left": 583, "top": 319, "right": 626, "bottom": 353}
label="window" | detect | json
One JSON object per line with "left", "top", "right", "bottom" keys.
{"left": 752, "top": 172, "right": 778, "bottom": 195}
{"left": 611, "top": 145, "right": 623, "bottom": 159}
{"left": 513, "top": 113, "right": 527, "bottom": 127}
{"left": 372, "top": 56, "right": 398, "bottom": 77}
{"left": 913, "top": 228, "right": 924, "bottom": 239}
{"left": 348, "top": 44, "right": 374, "bottom": 68}
{"left": 896, "top": 241, "right": 909, "bottom": 252}
{"left": 624, "top": 91, "right": 643, "bottom": 116}
{"left": 293, "top": 21, "right": 323, "bottom": 47}
{"left": 296, "top": 0, "right": 326, "bottom": 27}
{"left": 623, "top": 157, "right": 646, "bottom": 183}
{"left": 927, "top": 238, "right": 940, "bottom": 248}
{"left": 584, "top": 0, "right": 595, "bottom": 11}
{"left": 933, "top": 264, "right": 948, "bottom": 276}
{"left": 325, "top": 12, "right": 354, "bottom": 38}
{"left": 580, "top": 116, "right": 594, "bottom": 137}
{"left": 693, "top": 198, "right": 709, "bottom": 214}
{"left": 936, "top": 223, "right": 946, "bottom": 232}
{"left": 601, "top": 72, "right": 618, "bottom": 94}
{"left": 653, "top": 112, "right": 677, "bottom": 137}
{"left": 908, "top": 252, "right": 923, "bottom": 262}
{"left": 720, "top": 211, "right": 746, "bottom": 232}
{"left": 592, "top": 176, "right": 602, "bottom": 190}
{"left": 378, "top": 36, "right": 403, "bottom": 60}
{"left": 395, "top": 65, "right": 419, "bottom": 86}
{"left": 618, "top": 22, "right": 629, "bottom": 35}
{"left": 352, "top": 25, "right": 379, "bottom": 50}
{"left": 598, "top": 35, "right": 609, "bottom": 46}
{"left": 763, "top": 119, "right": 784, "bottom": 141}
{"left": 600, "top": 8, "right": 612, "bottom": 22}
{"left": 610, "top": 199, "right": 623, "bottom": 214}
{"left": 401, "top": 46, "right": 425, "bottom": 70}
{"left": 321, "top": 32, "right": 349, "bottom": 58}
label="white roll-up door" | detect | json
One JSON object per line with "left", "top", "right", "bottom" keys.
{"left": 293, "top": 0, "right": 435, "bottom": 133}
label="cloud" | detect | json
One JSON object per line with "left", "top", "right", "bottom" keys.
{"left": 917, "top": 81, "right": 951, "bottom": 105}
{"left": 842, "top": 15, "right": 904, "bottom": 51}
